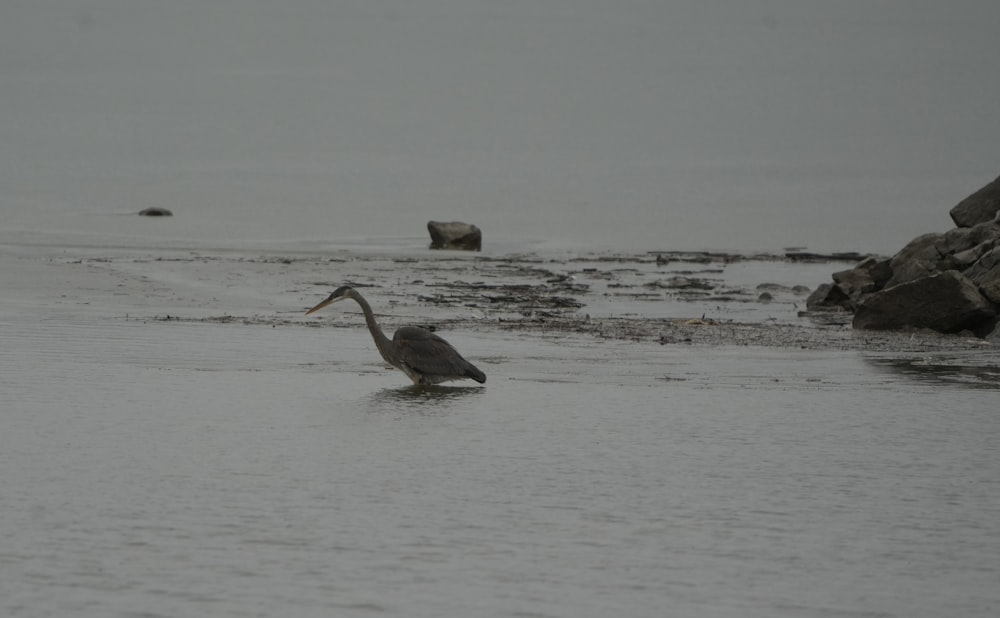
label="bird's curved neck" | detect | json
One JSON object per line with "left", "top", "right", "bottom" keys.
{"left": 350, "top": 292, "right": 395, "bottom": 363}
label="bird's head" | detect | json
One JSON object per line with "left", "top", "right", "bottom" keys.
{"left": 305, "top": 286, "right": 355, "bottom": 315}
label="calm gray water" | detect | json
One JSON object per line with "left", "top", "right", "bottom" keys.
{"left": 2, "top": 318, "right": 998, "bottom": 617}
{"left": 2, "top": 0, "right": 999, "bottom": 254}
{"left": 3, "top": 2, "right": 1000, "bottom": 616}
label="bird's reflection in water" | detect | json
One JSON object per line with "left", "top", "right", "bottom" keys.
{"left": 367, "top": 384, "right": 485, "bottom": 415}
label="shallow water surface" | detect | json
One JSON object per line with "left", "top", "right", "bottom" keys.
{"left": 2, "top": 317, "right": 998, "bottom": 617}
{"left": 2, "top": 1, "right": 998, "bottom": 254}
{"left": 3, "top": 1, "right": 999, "bottom": 613}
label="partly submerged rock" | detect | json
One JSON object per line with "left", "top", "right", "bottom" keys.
{"left": 950, "top": 173, "right": 1000, "bottom": 227}
{"left": 138, "top": 207, "right": 173, "bottom": 217}
{"left": 427, "top": 221, "right": 482, "bottom": 251}
{"left": 853, "top": 270, "right": 996, "bottom": 332}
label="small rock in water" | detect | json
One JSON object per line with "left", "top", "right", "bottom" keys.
{"left": 138, "top": 207, "right": 173, "bottom": 217}
{"left": 427, "top": 221, "right": 481, "bottom": 251}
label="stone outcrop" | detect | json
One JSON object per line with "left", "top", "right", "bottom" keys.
{"left": 806, "top": 283, "right": 852, "bottom": 312}
{"left": 807, "top": 256, "right": 892, "bottom": 312}
{"left": 883, "top": 233, "right": 943, "bottom": 288}
{"left": 950, "top": 173, "right": 1000, "bottom": 227}
{"left": 810, "top": 173, "right": 1000, "bottom": 336}
{"left": 427, "top": 221, "right": 482, "bottom": 251}
{"left": 852, "top": 271, "right": 995, "bottom": 333}
{"left": 963, "top": 247, "right": 1000, "bottom": 304}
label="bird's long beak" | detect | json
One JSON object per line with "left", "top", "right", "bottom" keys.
{"left": 305, "top": 294, "right": 342, "bottom": 315}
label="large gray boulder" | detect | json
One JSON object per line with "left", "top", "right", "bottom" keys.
{"left": 884, "top": 232, "right": 944, "bottom": 288}
{"left": 950, "top": 239, "right": 997, "bottom": 270}
{"left": 983, "top": 318, "right": 1000, "bottom": 341}
{"left": 936, "top": 220, "right": 1000, "bottom": 256}
{"left": 427, "top": 221, "right": 482, "bottom": 251}
{"left": 964, "top": 246, "right": 1000, "bottom": 304}
{"left": 831, "top": 266, "right": 874, "bottom": 303}
{"left": 882, "top": 221, "right": 1000, "bottom": 288}
{"left": 853, "top": 270, "right": 996, "bottom": 332}
{"left": 836, "top": 256, "right": 891, "bottom": 290}
{"left": 950, "top": 174, "right": 1000, "bottom": 227}
{"left": 806, "top": 256, "right": 892, "bottom": 311}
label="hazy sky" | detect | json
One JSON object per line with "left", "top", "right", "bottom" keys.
{"left": 2, "top": 1, "right": 998, "bottom": 252}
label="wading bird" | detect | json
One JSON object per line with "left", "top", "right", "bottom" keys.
{"left": 305, "top": 286, "right": 486, "bottom": 385}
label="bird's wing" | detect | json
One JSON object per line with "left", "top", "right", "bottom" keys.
{"left": 393, "top": 326, "right": 479, "bottom": 379}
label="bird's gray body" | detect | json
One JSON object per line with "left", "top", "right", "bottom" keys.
{"left": 306, "top": 286, "right": 486, "bottom": 386}
{"left": 391, "top": 325, "right": 486, "bottom": 385}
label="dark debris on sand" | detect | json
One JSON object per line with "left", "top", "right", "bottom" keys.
{"left": 149, "top": 250, "right": 995, "bottom": 353}
{"left": 61, "top": 243, "right": 977, "bottom": 356}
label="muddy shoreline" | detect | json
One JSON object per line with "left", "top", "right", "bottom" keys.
{"left": 120, "top": 249, "right": 997, "bottom": 354}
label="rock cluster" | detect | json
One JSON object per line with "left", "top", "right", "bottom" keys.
{"left": 808, "top": 173, "right": 1000, "bottom": 336}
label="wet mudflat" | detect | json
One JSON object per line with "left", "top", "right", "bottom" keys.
{"left": 2, "top": 246, "right": 999, "bottom": 617}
